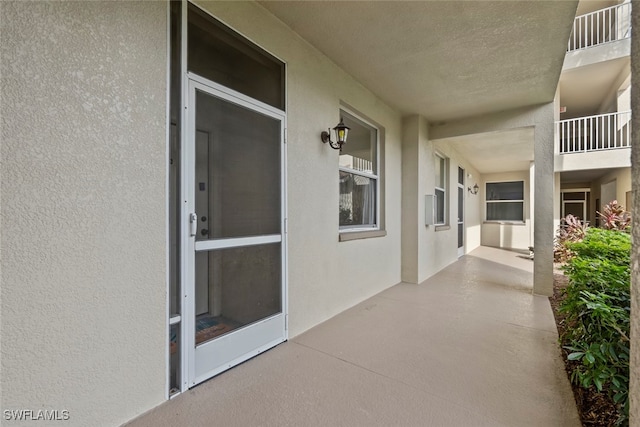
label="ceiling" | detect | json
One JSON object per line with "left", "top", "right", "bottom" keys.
{"left": 561, "top": 168, "right": 622, "bottom": 184}
{"left": 260, "top": 1, "right": 578, "bottom": 122}
{"left": 436, "top": 128, "right": 534, "bottom": 174}
{"left": 559, "top": 56, "right": 629, "bottom": 119}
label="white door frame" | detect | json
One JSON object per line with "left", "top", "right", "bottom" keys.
{"left": 457, "top": 167, "right": 465, "bottom": 257}
{"left": 180, "top": 73, "right": 288, "bottom": 389}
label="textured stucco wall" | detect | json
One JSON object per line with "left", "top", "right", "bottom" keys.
{"left": 193, "top": 1, "right": 403, "bottom": 337}
{"left": 555, "top": 149, "right": 632, "bottom": 172}
{"left": 593, "top": 168, "right": 633, "bottom": 209}
{"left": 1, "top": 2, "right": 167, "bottom": 426}
{"left": 400, "top": 116, "right": 482, "bottom": 285}
{"left": 401, "top": 116, "right": 421, "bottom": 283}
{"left": 629, "top": 3, "right": 639, "bottom": 424}
{"left": 431, "top": 140, "right": 482, "bottom": 264}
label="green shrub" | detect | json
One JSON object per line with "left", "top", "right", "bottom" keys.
{"left": 566, "top": 228, "right": 631, "bottom": 266}
{"left": 560, "top": 228, "right": 631, "bottom": 425}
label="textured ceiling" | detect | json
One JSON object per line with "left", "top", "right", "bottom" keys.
{"left": 437, "top": 128, "right": 535, "bottom": 174}
{"left": 559, "top": 56, "right": 629, "bottom": 119}
{"left": 260, "top": 1, "right": 578, "bottom": 122}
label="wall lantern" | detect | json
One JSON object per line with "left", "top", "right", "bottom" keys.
{"left": 468, "top": 183, "right": 479, "bottom": 195}
{"left": 321, "top": 118, "right": 350, "bottom": 150}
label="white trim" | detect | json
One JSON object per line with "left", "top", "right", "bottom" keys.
{"left": 179, "top": 0, "right": 189, "bottom": 394}
{"left": 188, "top": 72, "right": 285, "bottom": 118}
{"left": 338, "top": 108, "right": 381, "bottom": 231}
{"left": 179, "top": 0, "right": 288, "bottom": 390}
{"left": 485, "top": 180, "right": 525, "bottom": 222}
{"left": 338, "top": 167, "right": 378, "bottom": 180}
{"left": 184, "top": 77, "right": 287, "bottom": 388}
{"left": 195, "top": 234, "right": 282, "bottom": 251}
{"left": 457, "top": 167, "right": 464, "bottom": 257}
{"left": 434, "top": 153, "right": 448, "bottom": 226}
{"left": 164, "top": 0, "right": 172, "bottom": 401}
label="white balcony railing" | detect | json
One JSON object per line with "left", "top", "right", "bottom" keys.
{"left": 557, "top": 111, "right": 632, "bottom": 154}
{"left": 567, "top": 2, "right": 632, "bottom": 52}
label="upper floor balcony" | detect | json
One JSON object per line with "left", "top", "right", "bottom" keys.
{"left": 567, "top": 2, "right": 631, "bottom": 52}
{"left": 555, "top": 111, "right": 632, "bottom": 172}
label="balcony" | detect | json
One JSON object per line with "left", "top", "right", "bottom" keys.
{"left": 557, "top": 111, "right": 631, "bottom": 154}
{"left": 567, "top": 2, "right": 632, "bottom": 52}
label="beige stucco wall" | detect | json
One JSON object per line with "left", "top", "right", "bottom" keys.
{"left": 592, "top": 167, "right": 633, "bottom": 210}
{"left": 555, "top": 148, "right": 632, "bottom": 172}
{"left": 431, "top": 140, "right": 482, "bottom": 259}
{"left": 1, "top": 2, "right": 168, "bottom": 426}
{"left": 400, "top": 117, "right": 481, "bottom": 285}
{"left": 480, "top": 171, "right": 532, "bottom": 250}
{"left": 193, "top": 1, "right": 404, "bottom": 337}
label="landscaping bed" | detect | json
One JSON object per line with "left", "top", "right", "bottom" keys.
{"left": 550, "top": 270, "right": 620, "bottom": 426}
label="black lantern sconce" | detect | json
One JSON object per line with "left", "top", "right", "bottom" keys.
{"left": 321, "top": 118, "right": 350, "bottom": 150}
{"left": 468, "top": 183, "right": 479, "bottom": 195}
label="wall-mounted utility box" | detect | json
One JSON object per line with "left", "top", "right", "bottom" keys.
{"left": 425, "top": 194, "right": 435, "bottom": 226}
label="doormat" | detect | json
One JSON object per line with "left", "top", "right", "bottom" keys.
{"left": 170, "top": 316, "right": 237, "bottom": 354}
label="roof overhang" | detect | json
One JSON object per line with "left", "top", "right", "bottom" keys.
{"left": 260, "top": 0, "right": 579, "bottom": 122}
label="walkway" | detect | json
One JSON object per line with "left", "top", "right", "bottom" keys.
{"left": 127, "top": 246, "right": 580, "bottom": 427}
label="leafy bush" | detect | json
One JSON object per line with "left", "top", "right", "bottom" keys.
{"left": 554, "top": 214, "right": 589, "bottom": 262}
{"left": 597, "top": 200, "right": 631, "bottom": 232}
{"left": 560, "top": 228, "right": 631, "bottom": 425}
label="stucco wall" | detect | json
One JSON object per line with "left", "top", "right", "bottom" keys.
{"left": 431, "top": 140, "right": 482, "bottom": 260}
{"left": 1, "top": 2, "right": 168, "bottom": 426}
{"left": 193, "top": 1, "right": 403, "bottom": 337}
{"left": 400, "top": 117, "right": 481, "bottom": 285}
{"left": 591, "top": 168, "right": 633, "bottom": 219}
{"left": 555, "top": 148, "right": 632, "bottom": 172}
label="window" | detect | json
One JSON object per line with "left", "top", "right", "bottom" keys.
{"left": 486, "top": 181, "right": 524, "bottom": 221}
{"left": 434, "top": 154, "right": 448, "bottom": 225}
{"left": 187, "top": 3, "right": 285, "bottom": 110}
{"left": 339, "top": 111, "right": 378, "bottom": 230}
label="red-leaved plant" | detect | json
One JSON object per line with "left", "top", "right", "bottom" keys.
{"left": 597, "top": 200, "right": 631, "bottom": 232}
{"left": 554, "top": 214, "right": 589, "bottom": 263}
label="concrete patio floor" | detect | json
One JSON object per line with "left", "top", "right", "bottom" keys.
{"left": 127, "top": 246, "right": 580, "bottom": 427}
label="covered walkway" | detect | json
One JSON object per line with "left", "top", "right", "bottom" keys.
{"left": 128, "top": 247, "right": 579, "bottom": 426}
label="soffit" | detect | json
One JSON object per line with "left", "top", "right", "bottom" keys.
{"left": 260, "top": 1, "right": 578, "bottom": 122}
{"left": 561, "top": 168, "right": 621, "bottom": 184}
{"left": 559, "top": 56, "right": 630, "bottom": 118}
{"left": 435, "top": 128, "right": 534, "bottom": 174}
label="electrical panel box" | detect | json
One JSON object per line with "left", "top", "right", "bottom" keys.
{"left": 425, "top": 194, "right": 435, "bottom": 226}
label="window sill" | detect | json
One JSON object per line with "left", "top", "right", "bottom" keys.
{"left": 339, "top": 229, "right": 387, "bottom": 242}
{"left": 434, "top": 225, "right": 450, "bottom": 232}
{"left": 483, "top": 221, "right": 526, "bottom": 226}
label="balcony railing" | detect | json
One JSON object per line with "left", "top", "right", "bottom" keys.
{"left": 567, "top": 2, "right": 632, "bottom": 52}
{"left": 557, "top": 111, "right": 632, "bottom": 154}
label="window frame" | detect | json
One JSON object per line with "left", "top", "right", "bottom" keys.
{"left": 434, "top": 153, "right": 448, "bottom": 226}
{"left": 485, "top": 180, "right": 525, "bottom": 223}
{"left": 338, "top": 109, "right": 381, "bottom": 233}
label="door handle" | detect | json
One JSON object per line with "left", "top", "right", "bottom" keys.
{"left": 189, "top": 213, "right": 198, "bottom": 237}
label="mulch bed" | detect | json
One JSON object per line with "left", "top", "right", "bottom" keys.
{"left": 549, "top": 269, "right": 621, "bottom": 426}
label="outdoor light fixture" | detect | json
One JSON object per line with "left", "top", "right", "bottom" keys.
{"left": 468, "top": 183, "right": 479, "bottom": 195}
{"left": 321, "top": 118, "right": 350, "bottom": 150}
